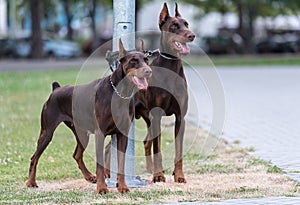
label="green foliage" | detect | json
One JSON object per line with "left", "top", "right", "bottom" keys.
{"left": 180, "top": 0, "right": 300, "bottom": 18}
{"left": 247, "top": 158, "right": 283, "bottom": 174}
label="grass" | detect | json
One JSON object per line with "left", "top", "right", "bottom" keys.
{"left": 184, "top": 54, "right": 300, "bottom": 67}
{"left": 0, "top": 67, "right": 298, "bottom": 204}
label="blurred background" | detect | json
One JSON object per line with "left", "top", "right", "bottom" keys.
{"left": 0, "top": 0, "right": 300, "bottom": 59}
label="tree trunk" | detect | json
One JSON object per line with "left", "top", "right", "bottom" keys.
{"left": 30, "top": 0, "right": 43, "bottom": 58}
{"left": 236, "top": 2, "right": 254, "bottom": 54}
{"left": 63, "top": 0, "right": 73, "bottom": 40}
{"left": 90, "top": 0, "right": 98, "bottom": 50}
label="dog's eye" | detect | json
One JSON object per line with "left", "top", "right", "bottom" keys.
{"left": 130, "top": 59, "right": 138, "bottom": 65}
{"left": 184, "top": 22, "right": 189, "bottom": 28}
{"left": 170, "top": 23, "right": 179, "bottom": 30}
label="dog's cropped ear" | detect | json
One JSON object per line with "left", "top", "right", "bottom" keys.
{"left": 139, "top": 39, "right": 146, "bottom": 53}
{"left": 159, "top": 2, "right": 169, "bottom": 29}
{"left": 119, "top": 39, "right": 127, "bottom": 59}
{"left": 175, "top": 2, "right": 182, "bottom": 17}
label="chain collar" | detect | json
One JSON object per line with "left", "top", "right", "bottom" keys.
{"left": 159, "top": 52, "right": 180, "bottom": 61}
{"left": 110, "top": 75, "right": 134, "bottom": 100}
{"left": 159, "top": 52, "right": 180, "bottom": 60}
{"left": 145, "top": 48, "right": 179, "bottom": 60}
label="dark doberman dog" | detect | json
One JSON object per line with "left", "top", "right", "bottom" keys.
{"left": 26, "top": 39, "right": 152, "bottom": 194}
{"left": 134, "top": 2, "right": 195, "bottom": 183}
{"left": 104, "top": 2, "right": 195, "bottom": 183}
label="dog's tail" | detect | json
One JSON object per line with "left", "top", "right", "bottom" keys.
{"left": 52, "top": 82, "right": 61, "bottom": 91}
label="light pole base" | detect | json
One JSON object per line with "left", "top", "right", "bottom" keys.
{"left": 105, "top": 176, "right": 148, "bottom": 188}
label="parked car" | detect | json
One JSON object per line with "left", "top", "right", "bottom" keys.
{"left": 255, "top": 34, "right": 300, "bottom": 53}
{"left": 0, "top": 37, "right": 80, "bottom": 58}
{"left": 203, "top": 34, "right": 243, "bottom": 54}
{"left": 0, "top": 38, "right": 16, "bottom": 57}
{"left": 44, "top": 39, "right": 80, "bottom": 58}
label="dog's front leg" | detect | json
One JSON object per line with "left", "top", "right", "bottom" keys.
{"left": 149, "top": 114, "right": 165, "bottom": 183}
{"left": 95, "top": 129, "right": 108, "bottom": 194}
{"left": 173, "top": 115, "right": 186, "bottom": 183}
{"left": 116, "top": 133, "right": 129, "bottom": 193}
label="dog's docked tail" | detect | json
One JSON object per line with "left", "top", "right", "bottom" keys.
{"left": 52, "top": 82, "right": 61, "bottom": 91}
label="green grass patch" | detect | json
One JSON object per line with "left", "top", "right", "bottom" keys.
{"left": 0, "top": 68, "right": 293, "bottom": 203}
{"left": 185, "top": 54, "right": 300, "bottom": 67}
{"left": 247, "top": 158, "right": 283, "bottom": 174}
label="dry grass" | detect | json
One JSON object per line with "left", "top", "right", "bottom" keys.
{"left": 30, "top": 117, "right": 300, "bottom": 204}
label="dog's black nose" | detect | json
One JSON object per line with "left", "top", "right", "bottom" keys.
{"left": 187, "top": 33, "right": 195, "bottom": 41}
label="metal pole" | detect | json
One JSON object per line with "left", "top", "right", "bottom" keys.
{"left": 9, "top": 0, "right": 16, "bottom": 37}
{"left": 107, "top": 0, "right": 146, "bottom": 187}
{"left": 0, "top": 0, "right": 7, "bottom": 36}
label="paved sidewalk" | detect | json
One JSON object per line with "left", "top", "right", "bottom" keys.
{"left": 171, "top": 196, "right": 300, "bottom": 205}
{"left": 187, "top": 66, "right": 300, "bottom": 182}
{"left": 186, "top": 66, "right": 300, "bottom": 204}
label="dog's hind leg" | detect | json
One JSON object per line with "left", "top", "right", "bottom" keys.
{"left": 64, "top": 121, "right": 96, "bottom": 183}
{"left": 26, "top": 111, "right": 61, "bottom": 187}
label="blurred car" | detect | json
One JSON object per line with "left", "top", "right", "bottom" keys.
{"left": 44, "top": 39, "right": 80, "bottom": 58}
{"left": 255, "top": 34, "right": 300, "bottom": 53}
{"left": 203, "top": 34, "right": 243, "bottom": 54}
{"left": 0, "top": 38, "right": 16, "bottom": 57}
{"left": 0, "top": 37, "right": 80, "bottom": 58}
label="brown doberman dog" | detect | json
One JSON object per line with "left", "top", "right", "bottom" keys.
{"left": 26, "top": 39, "right": 152, "bottom": 194}
{"left": 104, "top": 2, "right": 195, "bottom": 183}
{"left": 135, "top": 2, "right": 195, "bottom": 183}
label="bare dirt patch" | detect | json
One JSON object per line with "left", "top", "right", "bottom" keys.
{"left": 27, "top": 118, "right": 299, "bottom": 203}
{"left": 33, "top": 137, "right": 299, "bottom": 204}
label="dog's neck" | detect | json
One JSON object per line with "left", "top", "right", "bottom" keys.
{"left": 110, "top": 65, "right": 135, "bottom": 99}
{"left": 153, "top": 36, "right": 183, "bottom": 75}
{"left": 160, "top": 33, "right": 180, "bottom": 59}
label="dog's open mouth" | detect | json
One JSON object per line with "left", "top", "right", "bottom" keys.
{"left": 174, "top": 41, "right": 190, "bottom": 54}
{"left": 132, "top": 76, "right": 148, "bottom": 90}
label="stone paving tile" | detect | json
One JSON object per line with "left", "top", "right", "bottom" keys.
{"left": 197, "top": 197, "right": 300, "bottom": 205}
{"left": 185, "top": 67, "right": 300, "bottom": 204}
{"left": 158, "top": 197, "right": 300, "bottom": 205}
{"left": 186, "top": 67, "right": 300, "bottom": 183}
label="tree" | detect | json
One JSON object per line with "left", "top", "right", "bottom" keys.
{"left": 62, "top": 0, "right": 75, "bottom": 40}
{"left": 181, "top": 0, "right": 298, "bottom": 53}
{"left": 30, "top": 0, "right": 43, "bottom": 58}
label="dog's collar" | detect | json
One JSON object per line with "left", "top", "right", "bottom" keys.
{"left": 110, "top": 75, "right": 134, "bottom": 100}
{"left": 159, "top": 51, "right": 180, "bottom": 60}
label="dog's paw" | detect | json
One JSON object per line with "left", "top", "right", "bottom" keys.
{"left": 86, "top": 175, "right": 97, "bottom": 183}
{"left": 104, "top": 169, "right": 110, "bottom": 179}
{"left": 174, "top": 176, "right": 186, "bottom": 183}
{"left": 173, "top": 172, "right": 186, "bottom": 183}
{"left": 96, "top": 187, "right": 109, "bottom": 194}
{"left": 117, "top": 184, "right": 130, "bottom": 193}
{"left": 26, "top": 180, "right": 38, "bottom": 188}
{"left": 152, "top": 172, "right": 166, "bottom": 183}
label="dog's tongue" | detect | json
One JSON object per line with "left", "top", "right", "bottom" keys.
{"left": 175, "top": 41, "right": 190, "bottom": 54}
{"left": 181, "top": 43, "right": 190, "bottom": 54}
{"left": 133, "top": 76, "right": 148, "bottom": 90}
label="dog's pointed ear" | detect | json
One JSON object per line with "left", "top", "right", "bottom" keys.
{"left": 175, "top": 2, "right": 181, "bottom": 17}
{"left": 139, "top": 39, "right": 146, "bottom": 53}
{"left": 159, "top": 3, "right": 169, "bottom": 29}
{"left": 119, "top": 39, "right": 127, "bottom": 59}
